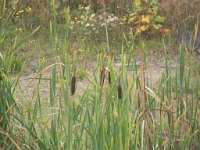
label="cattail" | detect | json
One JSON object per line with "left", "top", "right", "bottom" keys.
{"left": 108, "top": 71, "right": 111, "bottom": 84}
{"left": 117, "top": 83, "right": 122, "bottom": 100}
{"left": 71, "top": 73, "right": 76, "bottom": 95}
{"left": 0, "top": 72, "right": 2, "bottom": 81}
{"left": 100, "top": 64, "right": 106, "bottom": 87}
{"left": 107, "top": 52, "right": 113, "bottom": 85}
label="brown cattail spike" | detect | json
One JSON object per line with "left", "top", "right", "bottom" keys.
{"left": 0, "top": 72, "right": 2, "bottom": 81}
{"left": 107, "top": 52, "right": 113, "bottom": 85}
{"left": 117, "top": 83, "right": 122, "bottom": 100}
{"left": 108, "top": 71, "right": 111, "bottom": 84}
{"left": 71, "top": 73, "right": 76, "bottom": 95}
{"left": 100, "top": 64, "right": 106, "bottom": 87}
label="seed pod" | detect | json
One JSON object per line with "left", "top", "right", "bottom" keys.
{"left": 100, "top": 65, "right": 105, "bottom": 87}
{"left": 71, "top": 73, "right": 76, "bottom": 95}
{"left": 117, "top": 84, "right": 122, "bottom": 99}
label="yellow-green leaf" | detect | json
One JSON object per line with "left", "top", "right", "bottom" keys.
{"left": 154, "top": 16, "right": 165, "bottom": 23}
{"left": 153, "top": 24, "right": 162, "bottom": 29}
{"left": 0, "top": 52, "right": 3, "bottom": 59}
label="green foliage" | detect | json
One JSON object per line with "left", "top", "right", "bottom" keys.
{"left": 76, "top": 68, "right": 86, "bottom": 80}
{"left": 127, "top": 0, "right": 168, "bottom": 37}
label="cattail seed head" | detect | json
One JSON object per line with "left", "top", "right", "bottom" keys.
{"left": 71, "top": 73, "right": 76, "bottom": 95}
{"left": 118, "top": 84, "right": 122, "bottom": 99}
{"left": 100, "top": 65, "right": 105, "bottom": 87}
{"left": 108, "top": 71, "right": 111, "bottom": 84}
{"left": 0, "top": 72, "right": 2, "bottom": 81}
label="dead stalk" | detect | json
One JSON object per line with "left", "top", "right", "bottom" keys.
{"left": 100, "top": 64, "right": 106, "bottom": 87}
{"left": 139, "top": 48, "right": 152, "bottom": 150}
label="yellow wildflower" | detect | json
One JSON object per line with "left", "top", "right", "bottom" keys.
{"left": 18, "top": 10, "right": 24, "bottom": 13}
{"left": 160, "top": 28, "right": 170, "bottom": 34}
{"left": 16, "top": 28, "right": 22, "bottom": 31}
{"left": 123, "top": 16, "right": 127, "bottom": 21}
{"left": 134, "top": 0, "right": 141, "bottom": 7}
{"left": 78, "top": 48, "right": 84, "bottom": 52}
{"left": 164, "top": 29, "right": 170, "bottom": 33}
{"left": 128, "top": 16, "right": 136, "bottom": 23}
{"left": 16, "top": 10, "right": 24, "bottom": 15}
{"left": 136, "top": 25, "right": 149, "bottom": 33}
{"left": 141, "top": 15, "right": 150, "bottom": 23}
{"left": 26, "top": 6, "right": 32, "bottom": 12}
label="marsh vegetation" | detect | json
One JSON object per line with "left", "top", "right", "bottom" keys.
{"left": 0, "top": 0, "right": 200, "bottom": 149}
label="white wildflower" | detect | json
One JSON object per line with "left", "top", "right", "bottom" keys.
{"left": 99, "top": 16, "right": 103, "bottom": 20}
{"left": 100, "top": 23, "right": 106, "bottom": 26}
{"left": 85, "top": 6, "right": 90, "bottom": 10}
{"left": 89, "top": 14, "right": 95, "bottom": 21}
{"left": 85, "top": 23, "right": 90, "bottom": 27}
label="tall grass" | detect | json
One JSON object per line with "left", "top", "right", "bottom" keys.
{"left": 0, "top": 1, "right": 200, "bottom": 150}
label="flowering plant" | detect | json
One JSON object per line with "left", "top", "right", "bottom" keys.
{"left": 127, "top": 0, "right": 169, "bottom": 37}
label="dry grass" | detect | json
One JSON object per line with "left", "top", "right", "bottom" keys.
{"left": 160, "top": 0, "right": 200, "bottom": 34}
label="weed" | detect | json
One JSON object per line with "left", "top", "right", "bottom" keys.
{"left": 76, "top": 68, "right": 86, "bottom": 80}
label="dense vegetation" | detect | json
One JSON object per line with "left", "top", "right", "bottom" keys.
{"left": 0, "top": 0, "right": 200, "bottom": 149}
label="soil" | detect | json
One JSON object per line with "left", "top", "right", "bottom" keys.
{"left": 12, "top": 51, "right": 188, "bottom": 102}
